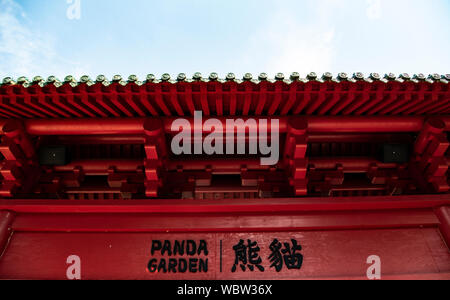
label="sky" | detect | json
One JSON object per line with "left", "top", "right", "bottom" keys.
{"left": 0, "top": 0, "right": 449, "bottom": 80}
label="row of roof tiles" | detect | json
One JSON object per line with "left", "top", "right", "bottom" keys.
{"left": 1, "top": 72, "right": 449, "bottom": 88}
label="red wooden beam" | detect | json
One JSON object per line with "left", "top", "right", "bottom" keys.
{"left": 49, "top": 157, "right": 401, "bottom": 174}
{"left": 0, "top": 195, "right": 448, "bottom": 214}
{"left": 18, "top": 116, "right": 436, "bottom": 136}
{"left": 9, "top": 210, "right": 441, "bottom": 233}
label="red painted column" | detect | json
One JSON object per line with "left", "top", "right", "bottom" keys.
{"left": 0, "top": 121, "right": 38, "bottom": 197}
{"left": 436, "top": 206, "right": 450, "bottom": 249}
{"left": 144, "top": 119, "right": 166, "bottom": 198}
{"left": 412, "top": 118, "right": 450, "bottom": 193}
{"left": 0, "top": 211, "right": 14, "bottom": 257}
{"left": 2, "top": 120, "right": 36, "bottom": 159}
{"left": 285, "top": 118, "right": 308, "bottom": 196}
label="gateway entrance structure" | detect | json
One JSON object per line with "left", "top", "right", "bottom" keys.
{"left": 0, "top": 72, "right": 449, "bottom": 280}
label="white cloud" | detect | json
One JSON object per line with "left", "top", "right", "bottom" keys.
{"left": 366, "top": 0, "right": 382, "bottom": 20}
{"left": 262, "top": 20, "right": 335, "bottom": 75}
{"left": 0, "top": 0, "right": 89, "bottom": 79}
{"left": 234, "top": 0, "right": 338, "bottom": 76}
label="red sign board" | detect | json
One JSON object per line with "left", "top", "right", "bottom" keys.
{"left": 1, "top": 229, "right": 449, "bottom": 280}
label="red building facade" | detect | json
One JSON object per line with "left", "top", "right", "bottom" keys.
{"left": 0, "top": 72, "right": 449, "bottom": 279}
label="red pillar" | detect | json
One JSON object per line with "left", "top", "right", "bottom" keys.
{"left": 285, "top": 118, "right": 308, "bottom": 196}
{"left": 0, "top": 211, "right": 14, "bottom": 257}
{"left": 412, "top": 118, "right": 450, "bottom": 193}
{"left": 144, "top": 119, "right": 166, "bottom": 198}
{"left": 436, "top": 206, "right": 450, "bottom": 249}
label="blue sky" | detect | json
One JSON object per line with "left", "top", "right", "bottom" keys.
{"left": 0, "top": 0, "right": 449, "bottom": 80}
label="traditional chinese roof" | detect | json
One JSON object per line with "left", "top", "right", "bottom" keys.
{"left": 0, "top": 72, "right": 449, "bottom": 119}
